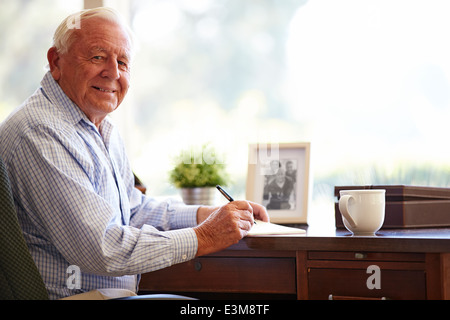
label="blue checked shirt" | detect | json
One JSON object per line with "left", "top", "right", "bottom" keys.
{"left": 0, "top": 72, "right": 200, "bottom": 299}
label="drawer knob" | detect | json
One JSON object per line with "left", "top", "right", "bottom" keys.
{"left": 355, "top": 253, "right": 367, "bottom": 259}
{"left": 194, "top": 261, "right": 202, "bottom": 271}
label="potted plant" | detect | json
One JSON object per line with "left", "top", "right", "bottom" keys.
{"left": 169, "top": 145, "right": 229, "bottom": 205}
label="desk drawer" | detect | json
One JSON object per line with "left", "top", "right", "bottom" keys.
{"left": 309, "top": 268, "right": 426, "bottom": 300}
{"left": 139, "top": 257, "right": 296, "bottom": 294}
{"left": 306, "top": 251, "right": 427, "bottom": 300}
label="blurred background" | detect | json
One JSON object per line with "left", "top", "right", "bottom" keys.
{"left": 2, "top": 0, "right": 450, "bottom": 224}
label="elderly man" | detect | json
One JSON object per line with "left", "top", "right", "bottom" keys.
{"left": 0, "top": 7, "right": 268, "bottom": 299}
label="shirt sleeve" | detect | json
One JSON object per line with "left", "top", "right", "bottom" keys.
{"left": 10, "top": 124, "right": 199, "bottom": 277}
{"left": 128, "top": 186, "right": 200, "bottom": 230}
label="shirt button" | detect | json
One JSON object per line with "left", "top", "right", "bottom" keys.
{"left": 182, "top": 254, "right": 187, "bottom": 260}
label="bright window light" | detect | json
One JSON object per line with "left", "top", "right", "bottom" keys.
{"left": 3, "top": 1, "right": 450, "bottom": 223}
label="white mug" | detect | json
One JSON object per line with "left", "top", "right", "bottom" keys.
{"left": 338, "top": 189, "right": 386, "bottom": 235}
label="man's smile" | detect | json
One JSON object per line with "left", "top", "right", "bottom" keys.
{"left": 92, "top": 86, "right": 117, "bottom": 93}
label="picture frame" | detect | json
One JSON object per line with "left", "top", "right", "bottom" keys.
{"left": 246, "top": 142, "right": 311, "bottom": 224}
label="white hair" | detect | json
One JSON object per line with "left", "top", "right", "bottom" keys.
{"left": 52, "top": 7, "right": 136, "bottom": 55}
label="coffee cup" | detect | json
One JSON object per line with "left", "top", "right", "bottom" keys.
{"left": 338, "top": 189, "right": 386, "bottom": 235}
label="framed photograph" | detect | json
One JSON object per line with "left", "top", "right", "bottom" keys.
{"left": 246, "top": 142, "right": 311, "bottom": 224}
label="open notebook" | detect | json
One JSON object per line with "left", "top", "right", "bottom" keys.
{"left": 247, "top": 220, "right": 306, "bottom": 237}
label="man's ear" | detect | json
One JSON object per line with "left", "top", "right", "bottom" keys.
{"left": 47, "top": 47, "right": 62, "bottom": 81}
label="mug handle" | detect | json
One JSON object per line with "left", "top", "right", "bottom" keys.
{"left": 338, "top": 195, "right": 357, "bottom": 228}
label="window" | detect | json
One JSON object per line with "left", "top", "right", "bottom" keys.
{"left": 110, "top": 1, "right": 450, "bottom": 207}
{"left": 3, "top": 1, "right": 450, "bottom": 223}
{"left": 108, "top": 0, "right": 311, "bottom": 199}
{"left": 0, "top": 0, "right": 82, "bottom": 119}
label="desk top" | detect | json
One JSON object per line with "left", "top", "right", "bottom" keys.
{"left": 236, "top": 226, "right": 450, "bottom": 253}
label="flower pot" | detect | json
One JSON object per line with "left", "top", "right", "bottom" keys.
{"left": 181, "top": 187, "right": 216, "bottom": 205}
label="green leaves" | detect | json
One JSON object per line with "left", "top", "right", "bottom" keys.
{"left": 169, "top": 145, "right": 230, "bottom": 188}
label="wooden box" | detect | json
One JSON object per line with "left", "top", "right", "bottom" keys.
{"left": 334, "top": 185, "right": 450, "bottom": 228}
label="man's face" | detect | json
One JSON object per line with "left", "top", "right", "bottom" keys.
{"left": 48, "top": 18, "right": 132, "bottom": 127}
{"left": 275, "top": 170, "right": 286, "bottom": 184}
{"left": 286, "top": 162, "right": 293, "bottom": 173}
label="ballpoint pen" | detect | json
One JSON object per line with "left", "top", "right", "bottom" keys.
{"left": 216, "top": 185, "right": 234, "bottom": 202}
{"left": 216, "top": 185, "right": 256, "bottom": 224}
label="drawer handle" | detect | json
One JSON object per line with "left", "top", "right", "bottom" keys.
{"left": 354, "top": 253, "right": 367, "bottom": 259}
{"left": 328, "top": 294, "right": 388, "bottom": 300}
{"left": 194, "top": 261, "right": 202, "bottom": 271}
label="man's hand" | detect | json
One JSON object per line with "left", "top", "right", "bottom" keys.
{"left": 247, "top": 201, "right": 270, "bottom": 223}
{"left": 194, "top": 201, "right": 269, "bottom": 257}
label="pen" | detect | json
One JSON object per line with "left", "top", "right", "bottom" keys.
{"left": 216, "top": 185, "right": 234, "bottom": 202}
{"left": 216, "top": 185, "right": 256, "bottom": 224}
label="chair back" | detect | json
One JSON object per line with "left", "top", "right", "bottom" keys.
{"left": 0, "top": 157, "right": 49, "bottom": 300}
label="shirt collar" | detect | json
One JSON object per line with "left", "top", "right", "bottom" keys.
{"left": 40, "top": 71, "right": 115, "bottom": 138}
{"left": 41, "top": 71, "right": 89, "bottom": 127}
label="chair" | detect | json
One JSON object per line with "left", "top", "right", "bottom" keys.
{"left": 0, "top": 156, "right": 49, "bottom": 300}
{"left": 0, "top": 156, "right": 193, "bottom": 300}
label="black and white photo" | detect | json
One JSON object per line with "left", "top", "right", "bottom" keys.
{"left": 247, "top": 143, "right": 311, "bottom": 224}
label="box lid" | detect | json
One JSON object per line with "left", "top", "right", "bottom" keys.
{"left": 334, "top": 185, "right": 450, "bottom": 201}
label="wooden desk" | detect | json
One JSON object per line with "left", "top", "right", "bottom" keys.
{"left": 139, "top": 226, "right": 450, "bottom": 300}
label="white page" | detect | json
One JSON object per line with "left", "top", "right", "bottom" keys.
{"left": 247, "top": 220, "right": 306, "bottom": 237}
